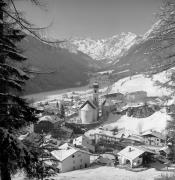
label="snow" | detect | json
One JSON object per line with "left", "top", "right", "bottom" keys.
{"left": 97, "top": 70, "right": 114, "bottom": 75}
{"left": 113, "top": 69, "right": 130, "bottom": 75}
{"left": 85, "top": 128, "right": 114, "bottom": 137}
{"left": 110, "top": 72, "right": 172, "bottom": 97}
{"left": 104, "top": 109, "right": 170, "bottom": 134}
{"left": 61, "top": 32, "right": 138, "bottom": 61}
{"left": 42, "top": 165, "right": 174, "bottom": 180}
{"left": 12, "top": 164, "right": 175, "bottom": 180}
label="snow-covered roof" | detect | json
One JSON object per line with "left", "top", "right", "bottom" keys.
{"left": 51, "top": 148, "right": 78, "bottom": 161}
{"left": 118, "top": 146, "right": 155, "bottom": 160}
{"left": 141, "top": 130, "right": 165, "bottom": 140}
{"left": 52, "top": 145, "right": 90, "bottom": 161}
{"left": 118, "top": 146, "right": 145, "bottom": 160}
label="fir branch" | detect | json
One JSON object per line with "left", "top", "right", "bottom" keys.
{"left": 3, "top": 8, "right": 63, "bottom": 44}
{"left": 0, "top": 63, "right": 29, "bottom": 80}
{"left": 3, "top": 49, "right": 27, "bottom": 61}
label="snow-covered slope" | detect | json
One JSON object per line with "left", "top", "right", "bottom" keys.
{"left": 103, "top": 110, "right": 170, "bottom": 134}
{"left": 108, "top": 70, "right": 172, "bottom": 97}
{"left": 60, "top": 32, "right": 139, "bottom": 61}
{"left": 99, "top": 69, "right": 174, "bottom": 134}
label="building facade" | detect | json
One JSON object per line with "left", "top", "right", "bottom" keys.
{"left": 73, "top": 135, "right": 95, "bottom": 152}
{"left": 51, "top": 148, "right": 90, "bottom": 173}
{"left": 141, "top": 131, "right": 166, "bottom": 146}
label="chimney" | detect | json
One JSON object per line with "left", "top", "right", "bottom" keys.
{"left": 129, "top": 147, "right": 132, "bottom": 152}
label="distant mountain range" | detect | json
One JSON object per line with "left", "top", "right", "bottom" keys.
{"left": 21, "top": 22, "right": 175, "bottom": 95}
{"left": 60, "top": 32, "right": 140, "bottom": 63}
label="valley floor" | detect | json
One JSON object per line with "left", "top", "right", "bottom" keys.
{"left": 13, "top": 163, "right": 175, "bottom": 180}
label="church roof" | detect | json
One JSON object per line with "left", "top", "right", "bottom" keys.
{"left": 79, "top": 100, "right": 96, "bottom": 110}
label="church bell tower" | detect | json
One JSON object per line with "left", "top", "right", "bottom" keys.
{"left": 93, "top": 82, "right": 99, "bottom": 107}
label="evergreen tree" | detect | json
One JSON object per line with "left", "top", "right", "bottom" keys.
{"left": 60, "top": 104, "right": 65, "bottom": 119}
{"left": 142, "top": 0, "right": 175, "bottom": 159}
{"left": 0, "top": 0, "right": 56, "bottom": 179}
{"left": 143, "top": 0, "right": 175, "bottom": 75}
{"left": 22, "top": 133, "right": 59, "bottom": 179}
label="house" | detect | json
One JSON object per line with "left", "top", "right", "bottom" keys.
{"left": 102, "top": 92, "right": 125, "bottom": 115}
{"left": 141, "top": 130, "right": 166, "bottom": 146}
{"left": 94, "top": 133, "right": 119, "bottom": 144}
{"left": 117, "top": 146, "right": 155, "bottom": 168}
{"left": 125, "top": 91, "right": 147, "bottom": 104}
{"left": 104, "top": 92, "right": 124, "bottom": 102}
{"left": 101, "top": 99, "right": 116, "bottom": 117}
{"left": 159, "top": 145, "right": 173, "bottom": 160}
{"left": 73, "top": 135, "right": 95, "bottom": 153}
{"left": 51, "top": 147, "right": 90, "bottom": 173}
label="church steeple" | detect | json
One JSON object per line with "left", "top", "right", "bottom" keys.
{"left": 92, "top": 82, "right": 99, "bottom": 107}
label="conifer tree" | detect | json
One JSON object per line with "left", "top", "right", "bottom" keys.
{"left": 0, "top": 0, "right": 55, "bottom": 179}
{"left": 60, "top": 104, "right": 65, "bottom": 119}
{"left": 142, "top": 0, "right": 175, "bottom": 157}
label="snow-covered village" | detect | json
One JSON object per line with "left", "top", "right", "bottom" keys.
{"left": 2, "top": 0, "right": 175, "bottom": 180}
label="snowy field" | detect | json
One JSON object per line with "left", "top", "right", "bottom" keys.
{"left": 13, "top": 164, "right": 175, "bottom": 180}
{"left": 102, "top": 110, "right": 170, "bottom": 134}
{"left": 109, "top": 71, "right": 172, "bottom": 97}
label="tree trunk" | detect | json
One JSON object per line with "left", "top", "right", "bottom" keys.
{"left": 0, "top": 163, "right": 11, "bottom": 180}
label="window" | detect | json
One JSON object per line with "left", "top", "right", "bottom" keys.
{"left": 73, "top": 160, "right": 75, "bottom": 164}
{"left": 72, "top": 155, "right": 75, "bottom": 158}
{"left": 80, "top": 159, "right": 83, "bottom": 163}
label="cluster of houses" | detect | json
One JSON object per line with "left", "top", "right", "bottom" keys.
{"left": 22, "top": 83, "right": 174, "bottom": 174}
{"left": 36, "top": 126, "right": 172, "bottom": 173}
{"left": 20, "top": 113, "right": 173, "bottom": 174}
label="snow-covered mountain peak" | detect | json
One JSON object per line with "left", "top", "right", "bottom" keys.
{"left": 60, "top": 32, "right": 139, "bottom": 61}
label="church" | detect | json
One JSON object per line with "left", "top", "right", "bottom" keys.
{"left": 79, "top": 83, "right": 99, "bottom": 124}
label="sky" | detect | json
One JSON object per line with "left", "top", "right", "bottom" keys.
{"left": 15, "top": 0, "right": 162, "bottom": 40}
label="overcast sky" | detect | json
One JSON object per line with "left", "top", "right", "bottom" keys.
{"left": 15, "top": 0, "right": 162, "bottom": 39}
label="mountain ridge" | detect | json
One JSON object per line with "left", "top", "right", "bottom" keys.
{"left": 59, "top": 32, "right": 140, "bottom": 62}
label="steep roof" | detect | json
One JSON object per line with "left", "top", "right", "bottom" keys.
{"left": 79, "top": 100, "right": 96, "bottom": 110}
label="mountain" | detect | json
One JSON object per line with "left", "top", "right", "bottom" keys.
{"left": 60, "top": 32, "right": 139, "bottom": 62}
{"left": 20, "top": 24, "right": 173, "bottom": 95}
{"left": 105, "top": 22, "right": 173, "bottom": 82}
{"left": 20, "top": 36, "right": 102, "bottom": 95}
